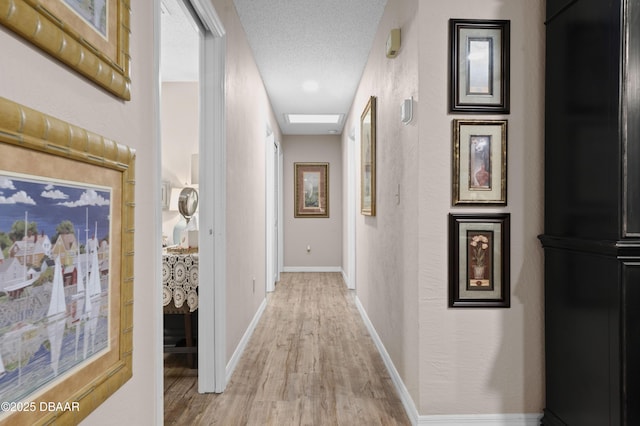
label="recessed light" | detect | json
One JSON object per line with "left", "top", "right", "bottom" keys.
{"left": 328, "top": 130, "right": 338, "bottom": 134}
{"left": 285, "top": 114, "right": 343, "bottom": 124}
{"left": 302, "top": 80, "right": 319, "bottom": 92}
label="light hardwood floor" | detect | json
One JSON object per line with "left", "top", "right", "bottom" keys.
{"left": 164, "top": 272, "right": 411, "bottom": 425}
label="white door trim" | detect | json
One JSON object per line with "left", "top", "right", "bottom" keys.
{"left": 265, "top": 126, "right": 276, "bottom": 292}
{"left": 347, "top": 126, "right": 357, "bottom": 289}
{"left": 187, "top": 0, "right": 227, "bottom": 394}
{"left": 153, "top": 2, "right": 162, "bottom": 422}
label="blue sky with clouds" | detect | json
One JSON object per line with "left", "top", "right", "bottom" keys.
{"left": 0, "top": 174, "right": 111, "bottom": 243}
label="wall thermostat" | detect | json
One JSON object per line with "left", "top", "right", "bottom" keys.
{"left": 386, "top": 28, "right": 401, "bottom": 58}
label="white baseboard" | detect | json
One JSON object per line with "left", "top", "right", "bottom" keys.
{"left": 225, "top": 297, "right": 267, "bottom": 383}
{"left": 354, "top": 295, "right": 421, "bottom": 425}
{"left": 418, "top": 414, "right": 542, "bottom": 425}
{"left": 353, "top": 296, "right": 542, "bottom": 426}
{"left": 283, "top": 266, "right": 342, "bottom": 273}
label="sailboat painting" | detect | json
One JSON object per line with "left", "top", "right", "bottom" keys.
{"left": 0, "top": 172, "right": 112, "bottom": 404}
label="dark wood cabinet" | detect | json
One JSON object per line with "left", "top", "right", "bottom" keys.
{"left": 541, "top": 0, "right": 640, "bottom": 424}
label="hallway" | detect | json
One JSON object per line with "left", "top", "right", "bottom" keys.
{"left": 164, "top": 272, "right": 410, "bottom": 425}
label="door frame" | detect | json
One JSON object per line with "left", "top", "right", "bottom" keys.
{"left": 155, "top": 0, "right": 227, "bottom": 409}
{"left": 347, "top": 125, "right": 357, "bottom": 289}
{"left": 189, "top": 0, "right": 227, "bottom": 394}
{"left": 265, "top": 126, "right": 281, "bottom": 292}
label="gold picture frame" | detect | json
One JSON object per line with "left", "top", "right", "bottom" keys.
{"left": 452, "top": 119, "right": 507, "bottom": 205}
{"left": 361, "top": 96, "right": 376, "bottom": 216}
{"left": 294, "top": 162, "right": 329, "bottom": 218}
{"left": 0, "top": 96, "right": 135, "bottom": 425}
{"left": 0, "top": 0, "right": 132, "bottom": 100}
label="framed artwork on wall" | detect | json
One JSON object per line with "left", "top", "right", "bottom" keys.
{"left": 449, "top": 19, "right": 510, "bottom": 113}
{"left": 294, "top": 162, "right": 329, "bottom": 218}
{"left": 448, "top": 213, "right": 510, "bottom": 308}
{"left": 452, "top": 119, "right": 507, "bottom": 205}
{"left": 0, "top": 0, "right": 132, "bottom": 100}
{"left": 0, "top": 96, "right": 135, "bottom": 424}
{"left": 361, "top": 96, "right": 377, "bottom": 216}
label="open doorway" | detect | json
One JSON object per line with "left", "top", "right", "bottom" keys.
{"left": 159, "top": 0, "right": 227, "bottom": 396}
{"left": 160, "top": 0, "right": 200, "bottom": 376}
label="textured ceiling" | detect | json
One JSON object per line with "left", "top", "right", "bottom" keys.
{"left": 161, "top": 0, "right": 388, "bottom": 135}
{"left": 161, "top": 0, "right": 199, "bottom": 82}
{"left": 233, "top": 0, "right": 387, "bottom": 135}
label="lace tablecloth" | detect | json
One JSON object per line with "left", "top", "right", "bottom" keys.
{"left": 162, "top": 253, "right": 198, "bottom": 312}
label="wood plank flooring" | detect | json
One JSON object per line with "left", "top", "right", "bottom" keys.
{"left": 164, "top": 272, "right": 410, "bottom": 425}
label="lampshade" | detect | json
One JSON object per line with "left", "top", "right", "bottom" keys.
{"left": 191, "top": 153, "right": 199, "bottom": 185}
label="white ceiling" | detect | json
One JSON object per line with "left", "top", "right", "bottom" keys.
{"left": 161, "top": 0, "right": 388, "bottom": 135}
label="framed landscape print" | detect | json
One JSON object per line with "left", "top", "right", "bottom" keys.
{"left": 449, "top": 19, "right": 510, "bottom": 113}
{"left": 0, "top": 0, "right": 132, "bottom": 100}
{"left": 294, "top": 163, "right": 329, "bottom": 218}
{"left": 448, "top": 213, "right": 510, "bottom": 308}
{"left": 452, "top": 119, "right": 507, "bottom": 205}
{"left": 361, "top": 96, "right": 377, "bottom": 216}
{"left": 0, "top": 96, "right": 135, "bottom": 424}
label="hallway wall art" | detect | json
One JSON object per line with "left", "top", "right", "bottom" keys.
{"left": 0, "top": 96, "right": 135, "bottom": 425}
{"left": 0, "top": 0, "right": 132, "bottom": 100}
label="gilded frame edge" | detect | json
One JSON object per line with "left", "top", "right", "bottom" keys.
{"left": 0, "top": 96, "right": 135, "bottom": 425}
{"left": 0, "top": 0, "right": 132, "bottom": 101}
{"left": 360, "top": 95, "right": 377, "bottom": 216}
{"left": 294, "top": 162, "right": 330, "bottom": 218}
{"left": 452, "top": 119, "right": 508, "bottom": 206}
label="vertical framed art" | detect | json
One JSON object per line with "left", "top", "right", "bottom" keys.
{"left": 448, "top": 213, "right": 510, "bottom": 308}
{"left": 452, "top": 119, "right": 507, "bottom": 205}
{"left": 294, "top": 163, "right": 329, "bottom": 218}
{"left": 361, "top": 96, "right": 377, "bottom": 216}
{"left": 0, "top": 97, "right": 135, "bottom": 424}
{"left": 449, "top": 19, "right": 510, "bottom": 113}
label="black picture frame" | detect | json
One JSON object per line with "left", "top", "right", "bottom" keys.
{"left": 448, "top": 213, "right": 510, "bottom": 308}
{"left": 449, "top": 19, "right": 510, "bottom": 114}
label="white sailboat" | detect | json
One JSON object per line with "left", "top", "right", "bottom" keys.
{"left": 46, "top": 256, "right": 67, "bottom": 376}
{"left": 85, "top": 246, "right": 102, "bottom": 355}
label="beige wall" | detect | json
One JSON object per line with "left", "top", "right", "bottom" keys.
{"left": 343, "top": 0, "right": 545, "bottom": 416}
{"left": 213, "top": 0, "right": 283, "bottom": 361}
{"left": 283, "top": 135, "right": 343, "bottom": 269}
{"left": 342, "top": 0, "right": 421, "bottom": 405}
{"left": 0, "top": 2, "right": 160, "bottom": 424}
{"left": 161, "top": 82, "right": 199, "bottom": 244}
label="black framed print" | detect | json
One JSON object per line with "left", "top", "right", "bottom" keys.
{"left": 449, "top": 19, "right": 510, "bottom": 113}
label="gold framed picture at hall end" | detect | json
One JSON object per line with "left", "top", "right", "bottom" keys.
{"left": 294, "top": 162, "right": 329, "bottom": 218}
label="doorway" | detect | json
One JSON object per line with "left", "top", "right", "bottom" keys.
{"left": 265, "top": 127, "right": 282, "bottom": 292}
{"left": 158, "top": 0, "right": 227, "bottom": 398}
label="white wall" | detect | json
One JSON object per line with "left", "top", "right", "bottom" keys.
{"left": 343, "top": 0, "right": 545, "bottom": 417}
{"left": 161, "top": 82, "right": 199, "bottom": 244}
{"left": 283, "top": 135, "right": 343, "bottom": 269}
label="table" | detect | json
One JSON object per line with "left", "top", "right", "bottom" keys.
{"left": 162, "top": 252, "right": 199, "bottom": 312}
{"left": 162, "top": 252, "right": 198, "bottom": 367}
